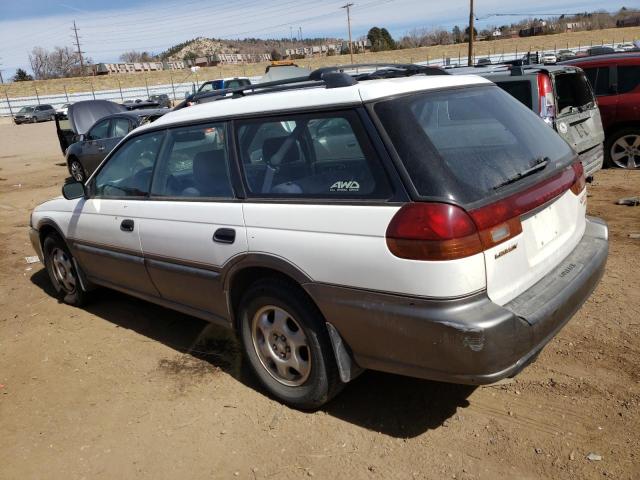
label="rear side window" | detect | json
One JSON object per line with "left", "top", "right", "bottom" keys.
{"left": 236, "top": 111, "right": 391, "bottom": 198}
{"left": 112, "top": 118, "right": 131, "bottom": 137}
{"left": 583, "top": 67, "right": 610, "bottom": 96}
{"left": 225, "top": 79, "right": 250, "bottom": 89}
{"left": 494, "top": 80, "right": 533, "bottom": 109}
{"left": 617, "top": 66, "right": 640, "bottom": 94}
{"left": 374, "top": 85, "right": 574, "bottom": 204}
{"left": 151, "top": 123, "right": 232, "bottom": 198}
{"left": 554, "top": 71, "right": 595, "bottom": 115}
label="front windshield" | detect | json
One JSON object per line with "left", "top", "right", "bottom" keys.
{"left": 18, "top": 106, "right": 34, "bottom": 113}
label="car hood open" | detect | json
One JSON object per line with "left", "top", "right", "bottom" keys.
{"left": 67, "top": 100, "right": 126, "bottom": 135}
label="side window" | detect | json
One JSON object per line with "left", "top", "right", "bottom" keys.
{"left": 151, "top": 123, "right": 232, "bottom": 198}
{"left": 89, "top": 119, "right": 111, "bottom": 140}
{"left": 112, "top": 118, "right": 132, "bottom": 137}
{"left": 92, "top": 131, "right": 164, "bottom": 198}
{"left": 617, "top": 66, "right": 640, "bottom": 94}
{"left": 583, "top": 67, "right": 610, "bottom": 96}
{"left": 237, "top": 111, "right": 391, "bottom": 198}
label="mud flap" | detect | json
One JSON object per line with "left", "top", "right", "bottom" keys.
{"left": 326, "top": 322, "right": 364, "bottom": 383}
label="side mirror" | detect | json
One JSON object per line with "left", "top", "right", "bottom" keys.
{"left": 78, "top": 133, "right": 86, "bottom": 142}
{"left": 62, "top": 181, "right": 86, "bottom": 200}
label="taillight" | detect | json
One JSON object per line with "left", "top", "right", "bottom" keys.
{"left": 570, "top": 161, "right": 586, "bottom": 195}
{"left": 386, "top": 165, "right": 580, "bottom": 261}
{"left": 386, "top": 203, "right": 483, "bottom": 261}
{"left": 538, "top": 73, "right": 555, "bottom": 126}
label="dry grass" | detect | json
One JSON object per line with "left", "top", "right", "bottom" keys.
{"left": 4, "top": 26, "right": 639, "bottom": 99}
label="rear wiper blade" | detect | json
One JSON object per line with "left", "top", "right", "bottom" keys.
{"left": 493, "top": 157, "right": 549, "bottom": 190}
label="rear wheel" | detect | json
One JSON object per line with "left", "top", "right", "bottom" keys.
{"left": 605, "top": 128, "right": 640, "bottom": 169}
{"left": 69, "top": 158, "right": 86, "bottom": 182}
{"left": 238, "top": 278, "right": 341, "bottom": 409}
{"left": 43, "top": 234, "right": 86, "bottom": 306}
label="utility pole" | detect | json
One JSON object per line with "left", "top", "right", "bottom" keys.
{"left": 72, "top": 20, "right": 85, "bottom": 75}
{"left": 468, "top": 0, "right": 474, "bottom": 66}
{"left": 342, "top": 3, "right": 354, "bottom": 63}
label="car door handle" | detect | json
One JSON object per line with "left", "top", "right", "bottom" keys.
{"left": 97, "top": 146, "right": 105, "bottom": 152}
{"left": 213, "top": 228, "right": 235, "bottom": 244}
{"left": 120, "top": 219, "right": 134, "bottom": 232}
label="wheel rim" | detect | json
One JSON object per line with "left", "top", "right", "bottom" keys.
{"left": 50, "top": 247, "right": 76, "bottom": 293}
{"left": 611, "top": 134, "right": 640, "bottom": 169}
{"left": 70, "top": 161, "right": 84, "bottom": 181}
{"left": 251, "top": 305, "right": 311, "bottom": 387}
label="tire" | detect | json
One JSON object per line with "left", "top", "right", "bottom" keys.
{"left": 43, "top": 234, "right": 86, "bottom": 306}
{"left": 69, "top": 158, "right": 86, "bottom": 182}
{"left": 31, "top": 116, "right": 37, "bottom": 123}
{"left": 238, "top": 277, "right": 341, "bottom": 409}
{"left": 604, "top": 127, "right": 640, "bottom": 169}
{"left": 50, "top": 114, "right": 55, "bottom": 121}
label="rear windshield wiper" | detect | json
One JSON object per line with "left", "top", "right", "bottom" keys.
{"left": 493, "top": 157, "right": 549, "bottom": 190}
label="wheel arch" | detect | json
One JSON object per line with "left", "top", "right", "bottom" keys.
{"left": 223, "top": 254, "right": 314, "bottom": 332}
{"left": 37, "top": 219, "right": 66, "bottom": 248}
{"left": 605, "top": 121, "right": 640, "bottom": 138}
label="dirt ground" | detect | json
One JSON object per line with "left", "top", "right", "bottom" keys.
{"left": 0, "top": 121, "right": 638, "bottom": 480}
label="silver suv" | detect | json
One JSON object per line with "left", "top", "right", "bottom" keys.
{"left": 13, "top": 104, "right": 56, "bottom": 124}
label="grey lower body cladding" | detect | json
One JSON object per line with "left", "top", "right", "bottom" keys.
{"left": 305, "top": 217, "right": 608, "bottom": 385}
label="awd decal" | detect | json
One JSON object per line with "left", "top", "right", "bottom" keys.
{"left": 494, "top": 243, "right": 518, "bottom": 259}
{"left": 330, "top": 180, "right": 360, "bottom": 192}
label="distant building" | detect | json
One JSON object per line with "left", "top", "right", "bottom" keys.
{"left": 94, "top": 61, "right": 185, "bottom": 75}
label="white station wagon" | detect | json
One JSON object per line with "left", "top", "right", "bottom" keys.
{"left": 29, "top": 65, "right": 608, "bottom": 409}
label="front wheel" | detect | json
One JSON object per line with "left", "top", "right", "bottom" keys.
{"left": 43, "top": 234, "right": 86, "bottom": 306}
{"left": 238, "top": 278, "right": 341, "bottom": 409}
{"left": 605, "top": 128, "right": 640, "bottom": 169}
{"left": 69, "top": 159, "right": 86, "bottom": 182}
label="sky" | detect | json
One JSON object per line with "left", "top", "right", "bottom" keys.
{"left": 0, "top": 0, "right": 633, "bottom": 79}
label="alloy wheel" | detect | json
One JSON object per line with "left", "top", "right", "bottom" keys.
{"left": 70, "top": 161, "right": 85, "bottom": 182}
{"left": 611, "top": 134, "right": 640, "bottom": 169}
{"left": 251, "top": 305, "right": 311, "bottom": 386}
{"left": 50, "top": 247, "right": 76, "bottom": 293}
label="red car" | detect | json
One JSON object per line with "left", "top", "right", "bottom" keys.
{"left": 562, "top": 53, "right": 640, "bottom": 169}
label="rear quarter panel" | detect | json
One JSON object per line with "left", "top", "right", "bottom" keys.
{"left": 242, "top": 203, "right": 486, "bottom": 298}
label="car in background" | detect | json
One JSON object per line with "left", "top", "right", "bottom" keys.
{"left": 148, "top": 94, "right": 172, "bottom": 108}
{"left": 557, "top": 50, "right": 576, "bottom": 62}
{"left": 13, "top": 104, "right": 56, "bottom": 124}
{"left": 194, "top": 77, "right": 251, "bottom": 96}
{"left": 541, "top": 52, "right": 557, "bottom": 64}
{"left": 615, "top": 43, "right": 635, "bottom": 52}
{"left": 56, "top": 100, "right": 168, "bottom": 182}
{"left": 561, "top": 53, "right": 640, "bottom": 169}
{"left": 586, "top": 46, "right": 615, "bottom": 57}
{"left": 450, "top": 64, "right": 605, "bottom": 178}
{"left": 56, "top": 103, "right": 72, "bottom": 117}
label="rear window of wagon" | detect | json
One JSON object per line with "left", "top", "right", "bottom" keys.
{"left": 374, "top": 85, "right": 575, "bottom": 204}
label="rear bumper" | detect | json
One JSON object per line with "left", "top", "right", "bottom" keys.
{"left": 306, "top": 217, "right": 608, "bottom": 385}
{"left": 579, "top": 143, "right": 604, "bottom": 178}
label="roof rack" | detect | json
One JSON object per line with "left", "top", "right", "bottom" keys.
{"left": 178, "top": 62, "right": 447, "bottom": 108}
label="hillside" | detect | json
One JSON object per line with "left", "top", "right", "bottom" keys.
{"left": 3, "top": 26, "right": 639, "bottom": 99}
{"left": 160, "top": 36, "right": 338, "bottom": 60}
